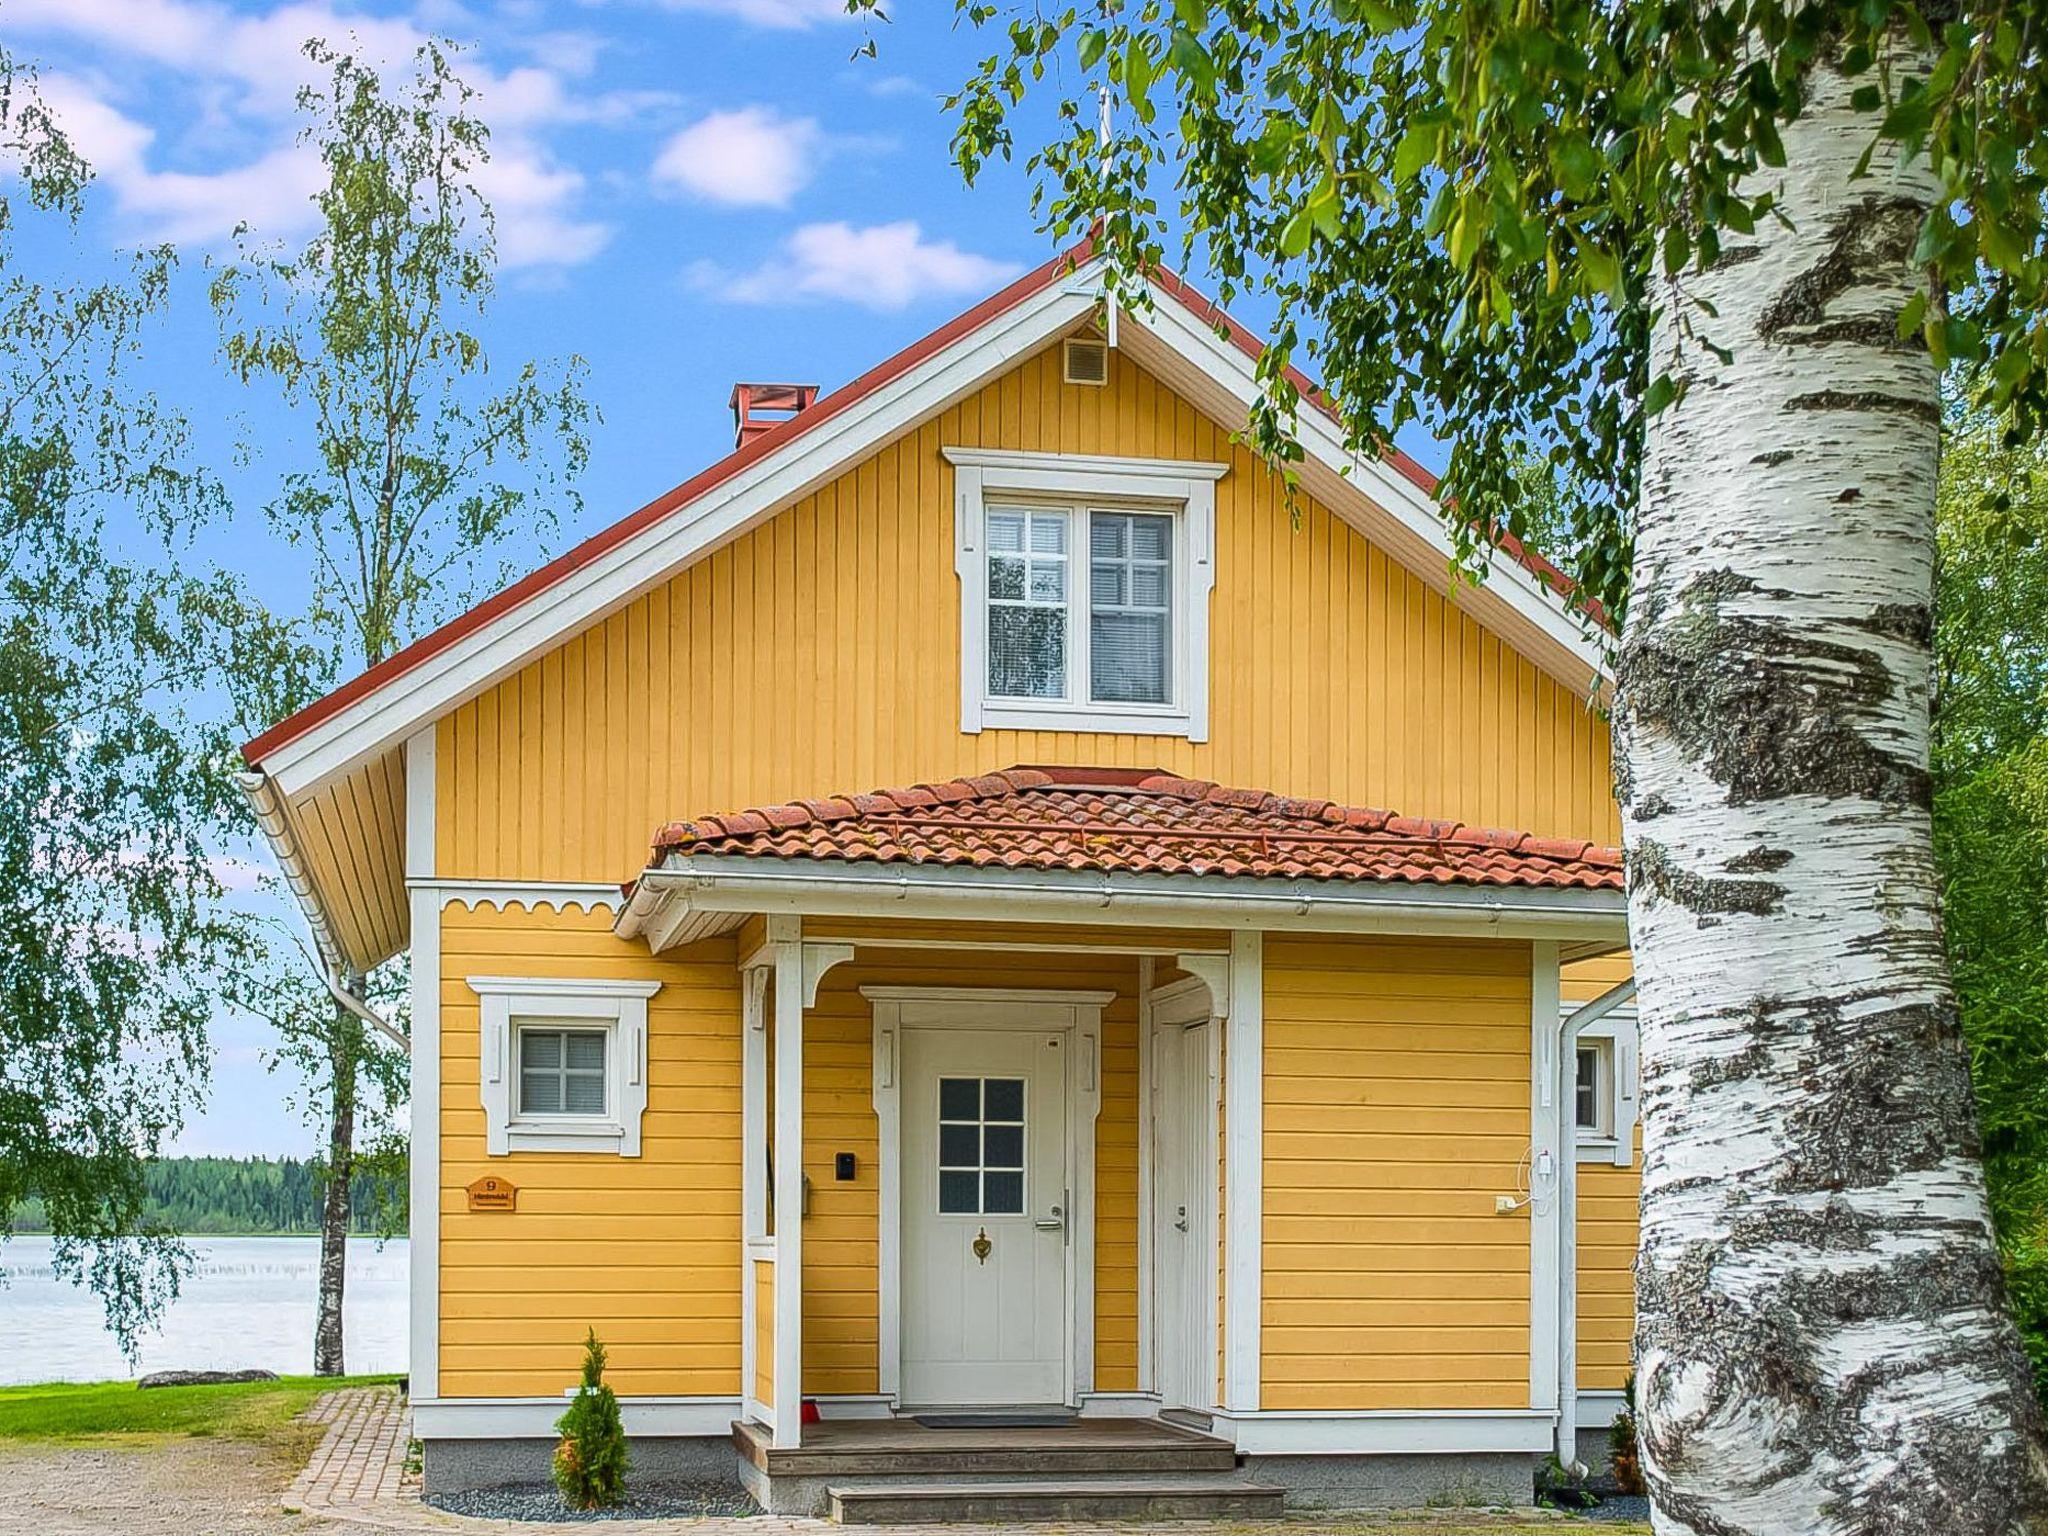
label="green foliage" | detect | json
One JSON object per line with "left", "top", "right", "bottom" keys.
{"left": 212, "top": 38, "right": 595, "bottom": 672}
{"left": 553, "top": 1330, "right": 629, "bottom": 1511}
{"left": 1933, "top": 401, "right": 2048, "bottom": 1399}
{"left": 1609, "top": 1373, "right": 1644, "bottom": 1496}
{"left": 14, "top": 1155, "right": 407, "bottom": 1237}
{"left": 0, "top": 48, "right": 319, "bottom": 1357}
{"left": 0, "top": 1375, "right": 398, "bottom": 1442}
{"left": 925, "top": 0, "right": 2048, "bottom": 628}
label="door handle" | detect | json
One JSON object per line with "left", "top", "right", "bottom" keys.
{"left": 1034, "top": 1206, "right": 1064, "bottom": 1232}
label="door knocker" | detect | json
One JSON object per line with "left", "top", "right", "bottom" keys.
{"left": 972, "top": 1227, "right": 992, "bottom": 1264}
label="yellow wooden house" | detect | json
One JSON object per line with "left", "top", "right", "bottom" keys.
{"left": 240, "top": 246, "right": 1640, "bottom": 1519}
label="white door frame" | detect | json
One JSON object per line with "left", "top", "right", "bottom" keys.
{"left": 1146, "top": 975, "right": 1221, "bottom": 1412}
{"left": 866, "top": 985, "right": 1110, "bottom": 1407}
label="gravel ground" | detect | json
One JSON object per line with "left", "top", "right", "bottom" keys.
{"left": 0, "top": 1434, "right": 354, "bottom": 1536}
{"left": 424, "top": 1480, "right": 759, "bottom": 1523}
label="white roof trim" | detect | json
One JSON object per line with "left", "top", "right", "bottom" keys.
{"left": 252, "top": 253, "right": 1609, "bottom": 801}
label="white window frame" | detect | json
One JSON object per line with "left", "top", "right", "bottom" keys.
{"left": 468, "top": 976, "right": 662, "bottom": 1156}
{"left": 947, "top": 447, "right": 1225, "bottom": 740}
{"left": 1567, "top": 1006, "right": 1639, "bottom": 1167}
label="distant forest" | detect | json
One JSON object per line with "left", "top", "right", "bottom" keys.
{"left": 12, "top": 1156, "right": 408, "bottom": 1236}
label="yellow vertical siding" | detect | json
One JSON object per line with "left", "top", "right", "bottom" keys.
{"left": 437, "top": 904, "right": 742, "bottom": 1399}
{"left": 435, "top": 342, "right": 1618, "bottom": 886}
{"left": 1564, "top": 953, "right": 1640, "bottom": 1392}
{"left": 1261, "top": 935, "right": 1534, "bottom": 1411}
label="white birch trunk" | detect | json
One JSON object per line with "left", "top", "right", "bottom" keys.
{"left": 1618, "top": 51, "right": 2048, "bottom": 1535}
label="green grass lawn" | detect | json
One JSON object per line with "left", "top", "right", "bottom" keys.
{"left": 0, "top": 1374, "right": 400, "bottom": 1445}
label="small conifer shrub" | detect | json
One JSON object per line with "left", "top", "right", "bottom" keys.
{"left": 553, "top": 1329, "right": 629, "bottom": 1510}
{"left": 1610, "top": 1373, "right": 1645, "bottom": 1497}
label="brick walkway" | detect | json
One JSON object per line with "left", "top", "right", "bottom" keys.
{"left": 282, "top": 1389, "right": 1610, "bottom": 1534}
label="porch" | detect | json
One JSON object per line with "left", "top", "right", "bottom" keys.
{"left": 602, "top": 765, "right": 1630, "bottom": 1512}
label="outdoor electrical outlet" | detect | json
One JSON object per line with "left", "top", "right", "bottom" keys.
{"left": 1495, "top": 1195, "right": 1518, "bottom": 1214}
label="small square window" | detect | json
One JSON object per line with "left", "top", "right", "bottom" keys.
{"left": 936, "top": 1075, "right": 1027, "bottom": 1216}
{"left": 520, "top": 1027, "right": 609, "bottom": 1118}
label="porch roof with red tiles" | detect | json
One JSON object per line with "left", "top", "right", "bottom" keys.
{"left": 647, "top": 766, "right": 1624, "bottom": 891}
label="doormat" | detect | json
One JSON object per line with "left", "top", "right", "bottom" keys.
{"left": 913, "top": 1413, "right": 1077, "bottom": 1429}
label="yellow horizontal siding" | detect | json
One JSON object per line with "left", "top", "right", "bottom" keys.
{"left": 436, "top": 341, "right": 1617, "bottom": 886}
{"left": 1565, "top": 953, "right": 1639, "bottom": 1392}
{"left": 437, "top": 903, "right": 743, "bottom": 1400}
{"left": 800, "top": 946, "right": 1143, "bottom": 1397}
{"left": 754, "top": 1260, "right": 774, "bottom": 1407}
{"left": 1261, "top": 934, "right": 1532, "bottom": 1412}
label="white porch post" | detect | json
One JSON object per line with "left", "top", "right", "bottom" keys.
{"left": 1528, "top": 943, "right": 1565, "bottom": 1442}
{"left": 769, "top": 916, "right": 805, "bottom": 1447}
{"left": 739, "top": 963, "right": 769, "bottom": 1425}
{"left": 1222, "top": 929, "right": 1263, "bottom": 1412}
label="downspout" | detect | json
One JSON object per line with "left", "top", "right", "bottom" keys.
{"left": 237, "top": 771, "right": 409, "bottom": 1052}
{"left": 1554, "top": 975, "right": 1637, "bottom": 1473}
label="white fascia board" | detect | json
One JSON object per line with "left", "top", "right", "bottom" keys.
{"left": 1116, "top": 297, "right": 1611, "bottom": 701}
{"left": 412, "top": 1396, "right": 740, "bottom": 1439}
{"left": 618, "top": 855, "right": 1628, "bottom": 947}
{"left": 255, "top": 276, "right": 1102, "bottom": 801}
{"left": 1216, "top": 1407, "right": 1555, "bottom": 1456}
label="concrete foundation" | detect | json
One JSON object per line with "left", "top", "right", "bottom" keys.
{"left": 1242, "top": 1451, "right": 1538, "bottom": 1509}
{"left": 420, "top": 1435, "right": 739, "bottom": 1498}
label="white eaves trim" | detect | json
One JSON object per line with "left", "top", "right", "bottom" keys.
{"left": 254, "top": 274, "right": 1102, "bottom": 800}
{"left": 617, "top": 854, "right": 1629, "bottom": 950}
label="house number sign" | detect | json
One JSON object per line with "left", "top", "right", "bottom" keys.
{"left": 466, "top": 1175, "right": 517, "bottom": 1212}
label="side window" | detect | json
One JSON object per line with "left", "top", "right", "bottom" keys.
{"left": 518, "top": 1027, "right": 609, "bottom": 1116}
{"left": 1575, "top": 1041, "right": 1613, "bottom": 1138}
{"left": 468, "top": 977, "right": 661, "bottom": 1157}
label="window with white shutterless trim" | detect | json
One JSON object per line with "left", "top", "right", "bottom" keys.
{"left": 467, "top": 977, "right": 662, "bottom": 1156}
{"left": 946, "top": 447, "right": 1225, "bottom": 740}
{"left": 1568, "top": 1007, "right": 1639, "bottom": 1167}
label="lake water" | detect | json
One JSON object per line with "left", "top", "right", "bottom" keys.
{"left": 0, "top": 1235, "right": 408, "bottom": 1385}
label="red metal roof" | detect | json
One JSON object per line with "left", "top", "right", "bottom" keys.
{"left": 241, "top": 239, "right": 1593, "bottom": 770}
{"left": 650, "top": 766, "right": 1623, "bottom": 891}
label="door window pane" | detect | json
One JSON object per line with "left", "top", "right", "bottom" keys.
{"left": 1088, "top": 511, "right": 1172, "bottom": 703}
{"left": 935, "top": 1075, "right": 1028, "bottom": 1215}
{"left": 988, "top": 509, "right": 1069, "bottom": 699}
{"left": 518, "top": 1027, "right": 608, "bottom": 1117}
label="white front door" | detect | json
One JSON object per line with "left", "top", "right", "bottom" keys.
{"left": 901, "top": 1025, "right": 1069, "bottom": 1405}
{"left": 1151, "top": 1017, "right": 1212, "bottom": 1412}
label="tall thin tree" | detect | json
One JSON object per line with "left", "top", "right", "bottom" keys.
{"left": 919, "top": 0, "right": 2048, "bottom": 1527}
{"left": 215, "top": 37, "right": 593, "bottom": 1375}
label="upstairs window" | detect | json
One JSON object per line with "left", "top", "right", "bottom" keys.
{"left": 948, "top": 447, "right": 1224, "bottom": 741}
{"left": 985, "top": 505, "right": 1176, "bottom": 708}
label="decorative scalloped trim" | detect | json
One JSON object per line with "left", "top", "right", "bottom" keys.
{"left": 416, "top": 880, "right": 625, "bottom": 915}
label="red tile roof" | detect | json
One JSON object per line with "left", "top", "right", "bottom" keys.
{"left": 649, "top": 766, "right": 1623, "bottom": 891}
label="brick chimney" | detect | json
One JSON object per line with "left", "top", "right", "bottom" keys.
{"left": 730, "top": 382, "right": 819, "bottom": 448}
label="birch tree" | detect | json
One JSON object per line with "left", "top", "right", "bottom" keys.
{"left": 921, "top": 0, "right": 2048, "bottom": 1527}
{"left": 214, "top": 38, "right": 593, "bottom": 1376}
{"left": 0, "top": 51, "right": 315, "bottom": 1351}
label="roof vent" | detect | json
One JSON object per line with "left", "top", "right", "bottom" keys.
{"left": 1063, "top": 337, "right": 1109, "bottom": 386}
{"left": 730, "top": 382, "right": 820, "bottom": 449}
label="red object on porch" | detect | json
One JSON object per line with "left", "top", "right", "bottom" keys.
{"left": 801, "top": 1399, "right": 822, "bottom": 1425}
{"left": 648, "top": 765, "right": 1623, "bottom": 891}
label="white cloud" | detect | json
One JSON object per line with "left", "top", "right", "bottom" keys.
{"left": 651, "top": 0, "right": 855, "bottom": 30}
{"left": 699, "top": 221, "right": 1022, "bottom": 312}
{"left": 6, "top": 0, "right": 625, "bottom": 268}
{"left": 651, "top": 107, "right": 821, "bottom": 208}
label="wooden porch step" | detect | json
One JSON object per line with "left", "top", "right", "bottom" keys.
{"left": 733, "top": 1417, "right": 1239, "bottom": 1479}
{"left": 827, "top": 1477, "right": 1286, "bottom": 1524}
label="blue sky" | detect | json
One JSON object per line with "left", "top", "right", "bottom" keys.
{"left": 0, "top": 0, "right": 1424, "bottom": 1158}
